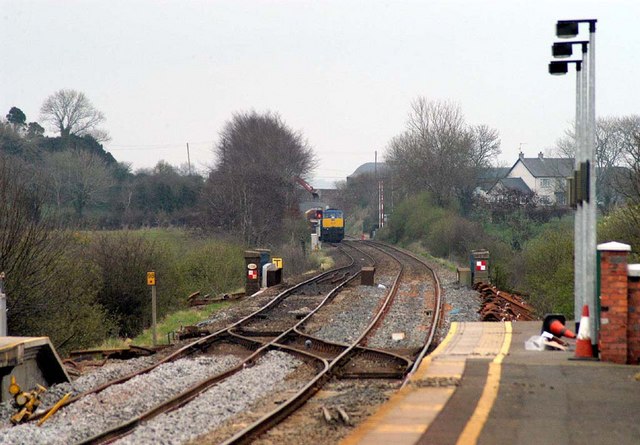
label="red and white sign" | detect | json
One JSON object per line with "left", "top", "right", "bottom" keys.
{"left": 248, "top": 269, "right": 258, "bottom": 280}
{"left": 476, "top": 260, "right": 487, "bottom": 271}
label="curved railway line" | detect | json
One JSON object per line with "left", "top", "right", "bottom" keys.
{"left": 0, "top": 240, "right": 444, "bottom": 445}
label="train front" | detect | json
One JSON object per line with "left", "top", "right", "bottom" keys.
{"left": 320, "top": 209, "right": 344, "bottom": 242}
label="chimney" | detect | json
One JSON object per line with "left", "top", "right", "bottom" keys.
{"left": 538, "top": 151, "right": 544, "bottom": 159}
{"left": 519, "top": 151, "right": 524, "bottom": 160}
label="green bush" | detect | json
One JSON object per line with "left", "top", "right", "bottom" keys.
{"left": 37, "top": 250, "right": 116, "bottom": 354}
{"left": 523, "top": 220, "right": 574, "bottom": 317}
{"left": 380, "top": 190, "right": 579, "bottom": 316}
{"left": 598, "top": 205, "right": 640, "bottom": 261}
{"left": 178, "top": 241, "right": 245, "bottom": 297}
{"left": 381, "top": 192, "right": 445, "bottom": 244}
{"left": 84, "top": 232, "right": 182, "bottom": 337}
{"left": 426, "top": 214, "right": 482, "bottom": 259}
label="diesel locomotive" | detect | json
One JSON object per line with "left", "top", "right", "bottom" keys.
{"left": 319, "top": 208, "right": 345, "bottom": 242}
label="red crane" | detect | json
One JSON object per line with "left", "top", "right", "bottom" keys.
{"left": 294, "top": 176, "right": 319, "bottom": 200}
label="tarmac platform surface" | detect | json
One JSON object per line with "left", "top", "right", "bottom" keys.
{"left": 342, "top": 321, "right": 640, "bottom": 445}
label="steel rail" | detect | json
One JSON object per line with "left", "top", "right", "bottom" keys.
{"left": 364, "top": 240, "right": 443, "bottom": 377}
{"left": 219, "top": 240, "right": 408, "bottom": 444}
{"left": 79, "top": 243, "right": 370, "bottom": 444}
{"left": 28, "top": 246, "right": 359, "bottom": 425}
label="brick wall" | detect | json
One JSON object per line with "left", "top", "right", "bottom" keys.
{"left": 627, "top": 265, "right": 640, "bottom": 365}
{"left": 598, "top": 242, "right": 630, "bottom": 364}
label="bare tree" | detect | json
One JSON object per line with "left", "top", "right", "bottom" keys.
{"left": 554, "top": 115, "right": 639, "bottom": 213}
{"left": 385, "top": 97, "right": 500, "bottom": 213}
{"left": 203, "top": 111, "right": 316, "bottom": 244}
{"left": 40, "top": 89, "right": 109, "bottom": 141}
{"left": 469, "top": 124, "right": 501, "bottom": 169}
{"left": 44, "top": 149, "right": 115, "bottom": 218}
{"left": 0, "top": 157, "right": 65, "bottom": 329}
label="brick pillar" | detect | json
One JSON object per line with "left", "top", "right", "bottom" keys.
{"left": 627, "top": 264, "right": 640, "bottom": 365}
{"left": 597, "top": 241, "right": 631, "bottom": 364}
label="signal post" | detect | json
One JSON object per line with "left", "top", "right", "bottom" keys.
{"left": 147, "top": 271, "right": 157, "bottom": 347}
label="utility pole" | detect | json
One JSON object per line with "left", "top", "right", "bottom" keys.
{"left": 186, "top": 143, "right": 192, "bottom": 175}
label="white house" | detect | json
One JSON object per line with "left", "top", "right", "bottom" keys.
{"left": 490, "top": 152, "right": 574, "bottom": 205}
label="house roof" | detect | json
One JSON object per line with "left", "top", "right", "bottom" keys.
{"left": 478, "top": 167, "right": 510, "bottom": 180}
{"left": 476, "top": 167, "right": 510, "bottom": 192}
{"left": 497, "top": 177, "right": 532, "bottom": 194}
{"left": 513, "top": 157, "right": 574, "bottom": 178}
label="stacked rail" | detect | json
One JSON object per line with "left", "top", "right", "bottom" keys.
{"left": 474, "top": 282, "right": 535, "bottom": 321}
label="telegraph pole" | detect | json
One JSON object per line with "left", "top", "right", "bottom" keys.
{"left": 186, "top": 143, "right": 192, "bottom": 175}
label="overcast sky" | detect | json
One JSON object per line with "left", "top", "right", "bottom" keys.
{"left": 2, "top": 0, "right": 639, "bottom": 187}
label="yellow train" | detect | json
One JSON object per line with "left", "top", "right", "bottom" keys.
{"left": 320, "top": 208, "right": 344, "bottom": 242}
{"left": 304, "top": 208, "right": 345, "bottom": 242}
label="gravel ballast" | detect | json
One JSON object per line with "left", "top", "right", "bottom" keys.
{"left": 0, "top": 355, "right": 240, "bottom": 444}
{"left": 115, "top": 350, "right": 302, "bottom": 445}
{"left": 0, "top": 243, "right": 482, "bottom": 445}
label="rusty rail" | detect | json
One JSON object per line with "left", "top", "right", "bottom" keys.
{"left": 474, "top": 282, "right": 535, "bottom": 321}
{"left": 30, "top": 247, "right": 360, "bottom": 428}
{"left": 221, "top": 240, "right": 442, "bottom": 444}
{"left": 78, "top": 243, "right": 368, "bottom": 444}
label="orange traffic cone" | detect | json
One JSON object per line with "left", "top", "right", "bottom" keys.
{"left": 542, "top": 314, "right": 576, "bottom": 339}
{"left": 549, "top": 319, "right": 576, "bottom": 338}
{"left": 574, "top": 305, "right": 595, "bottom": 359}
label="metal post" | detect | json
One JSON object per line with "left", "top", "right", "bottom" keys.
{"left": 581, "top": 53, "right": 589, "bottom": 327}
{"left": 0, "top": 272, "right": 6, "bottom": 336}
{"left": 151, "top": 284, "right": 157, "bottom": 347}
{"left": 587, "top": 23, "right": 597, "bottom": 346}
{"left": 147, "top": 271, "right": 158, "bottom": 346}
{"left": 581, "top": 51, "right": 590, "bottom": 336}
{"left": 574, "top": 63, "right": 583, "bottom": 325}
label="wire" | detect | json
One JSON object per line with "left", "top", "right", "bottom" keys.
{"left": 108, "top": 140, "right": 215, "bottom": 150}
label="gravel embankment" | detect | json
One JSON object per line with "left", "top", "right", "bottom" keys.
{"left": 426, "top": 258, "right": 482, "bottom": 339}
{"left": 0, "top": 355, "right": 158, "bottom": 428}
{"left": 0, "top": 355, "right": 240, "bottom": 444}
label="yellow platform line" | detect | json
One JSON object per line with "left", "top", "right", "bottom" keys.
{"left": 340, "top": 323, "right": 460, "bottom": 445}
{"left": 412, "top": 322, "right": 459, "bottom": 380}
{"left": 455, "top": 322, "right": 512, "bottom": 445}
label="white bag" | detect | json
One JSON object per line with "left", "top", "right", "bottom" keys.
{"left": 524, "top": 335, "right": 545, "bottom": 351}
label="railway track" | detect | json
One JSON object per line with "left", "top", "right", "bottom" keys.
{"left": 1, "top": 241, "right": 443, "bottom": 445}
{"left": 216, "top": 240, "right": 443, "bottom": 444}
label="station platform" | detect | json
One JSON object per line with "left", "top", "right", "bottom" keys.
{"left": 342, "top": 321, "right": 640, "bottom": 445}
{"left": 0, "top": 336, "right": 69, "bottom": 402}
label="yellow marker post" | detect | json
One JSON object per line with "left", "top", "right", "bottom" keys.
{"left": 272, "top": 257, "right": 283, "bottom": 269}
{"left": 147, "top": 271, "right": 157, "bottom": 347}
